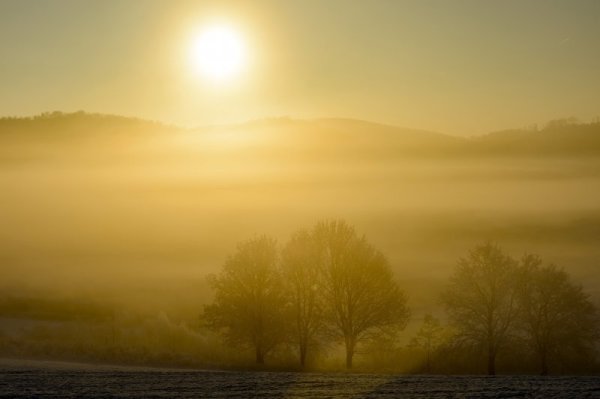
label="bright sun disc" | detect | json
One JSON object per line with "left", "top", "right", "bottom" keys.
{"left": 190, "top": 25, "right": 246, "bottom": 82}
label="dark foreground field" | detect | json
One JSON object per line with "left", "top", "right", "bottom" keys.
{"left": 1, "top": 359, "right": 599, "bottom": 398}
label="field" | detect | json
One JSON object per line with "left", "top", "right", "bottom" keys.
{"left": 1, "top": 358, "right": 599, "bottom": 398}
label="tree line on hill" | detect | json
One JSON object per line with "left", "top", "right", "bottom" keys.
{"left": 3, "top": 112, "right": 600, "bottom": 159}
{"left": 203, "top": 220, "right": 600, "bottom": 374}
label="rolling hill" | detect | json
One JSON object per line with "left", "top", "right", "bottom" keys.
{"left": 2, "top": 112, "right": 599, "bottom": 164}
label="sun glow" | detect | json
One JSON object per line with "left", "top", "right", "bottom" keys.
{"left": 189, "top": 24, "right": 246, "bottom": 83}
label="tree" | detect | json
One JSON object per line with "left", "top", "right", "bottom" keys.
{"left": 281, "top": 229, "right": 325, "bottom": 367}
{"left": 314, "top": 220, "right": 410, "bottom": 369}
{"left": 442, "top": 242, "right": 520, "bottom": 375}
{"left": 203, "top": 235, "right": 288, "bottom": 364}
{"left": 517, "top": 254, "right": 600, "bottom": 375}
{"left": 409, "top": 314, "right": 446, "bottom": 373}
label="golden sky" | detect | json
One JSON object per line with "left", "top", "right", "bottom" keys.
{"left": 0, "top": 0, "right": 599, "bottom": 135}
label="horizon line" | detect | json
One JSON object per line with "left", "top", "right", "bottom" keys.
{"left": 0, "top": 109, "right": 594, "bottom": 138}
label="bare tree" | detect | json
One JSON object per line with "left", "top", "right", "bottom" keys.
{"left": 517, "top": 254, "right": 600, "bottom": 375}
{"left": 281, "top": 229, "right": 325, "bottom": 367}
{"left": 442, "top": 242, "right": 520, "bottom": 375}
{"left": 203, "top": 235, "right": 288, "bottom": 364}
{"left": 314, "top": 220, "right": 410, "bottom": 369}
{"left": 410, "top": 314, "right": 446, "bottom": 373}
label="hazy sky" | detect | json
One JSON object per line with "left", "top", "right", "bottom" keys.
{"left": 1, "top": 0, "right": 599, "bottom": 135}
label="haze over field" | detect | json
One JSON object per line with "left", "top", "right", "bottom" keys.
{"left": 1, "top": 0, "right": 600, "bottom": 379}
{"left": 2, "top": 114, "right": 600, "bottom": 314}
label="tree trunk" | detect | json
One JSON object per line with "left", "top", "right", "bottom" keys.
{"left": 487, "top": 350, "right": 496, "bottom": 375}
{"left": 256, "top": 346, "right": 264, "bottom": 364}
{"left": 540, "top": 351, "right": 548, "bottom": 376}
{"left": 299, "top": 342, "right": 307, "bottom": 368}
{"left": 346, "top": 348, "right": 354, "bottom": 369}
{"left": 426, "top": 350, "right": 431, "bottom": 373}
{"left": 486, "top": 316, "right": 496, "bottom": 375}
{"left": 345, "top": 337, "right": 355, "bottom": 369}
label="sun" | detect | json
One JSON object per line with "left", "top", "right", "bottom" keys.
{"left": 190, "top": 24, "right": 246, "bottom": 83}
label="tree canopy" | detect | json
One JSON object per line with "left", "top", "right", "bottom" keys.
{"left": 442, "top": 242, "right": 520, "bottom": 375}
{"left": 203, "top": 235, "right": 288, "bottom": 364}
{"left": 517, "top": 254, "right": 600, "bottom": 375}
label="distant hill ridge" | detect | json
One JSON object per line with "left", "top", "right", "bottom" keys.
{"left": 0, "top": 111, "right": 166, "bottom": 127}
{"left": 1, "top": 111, "right": 600, "bottom": 157}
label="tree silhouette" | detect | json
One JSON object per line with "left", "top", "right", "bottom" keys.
{"left": 313, "top": 220, "right": 410, "bottom": 369}
{"left": 517, "top": 254, "right": 600, "bottom": 375}
{"left": 281, "top": 229, "right": 326, "bottom": 367}
{"left": 410, "top": 314, "right": 446, "bottom": 373}
{"left": 203, "top": 235, "right": 288, "bottom": 364}
{"left": 442, "top": 242, "right": 520, "bottom": 375}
